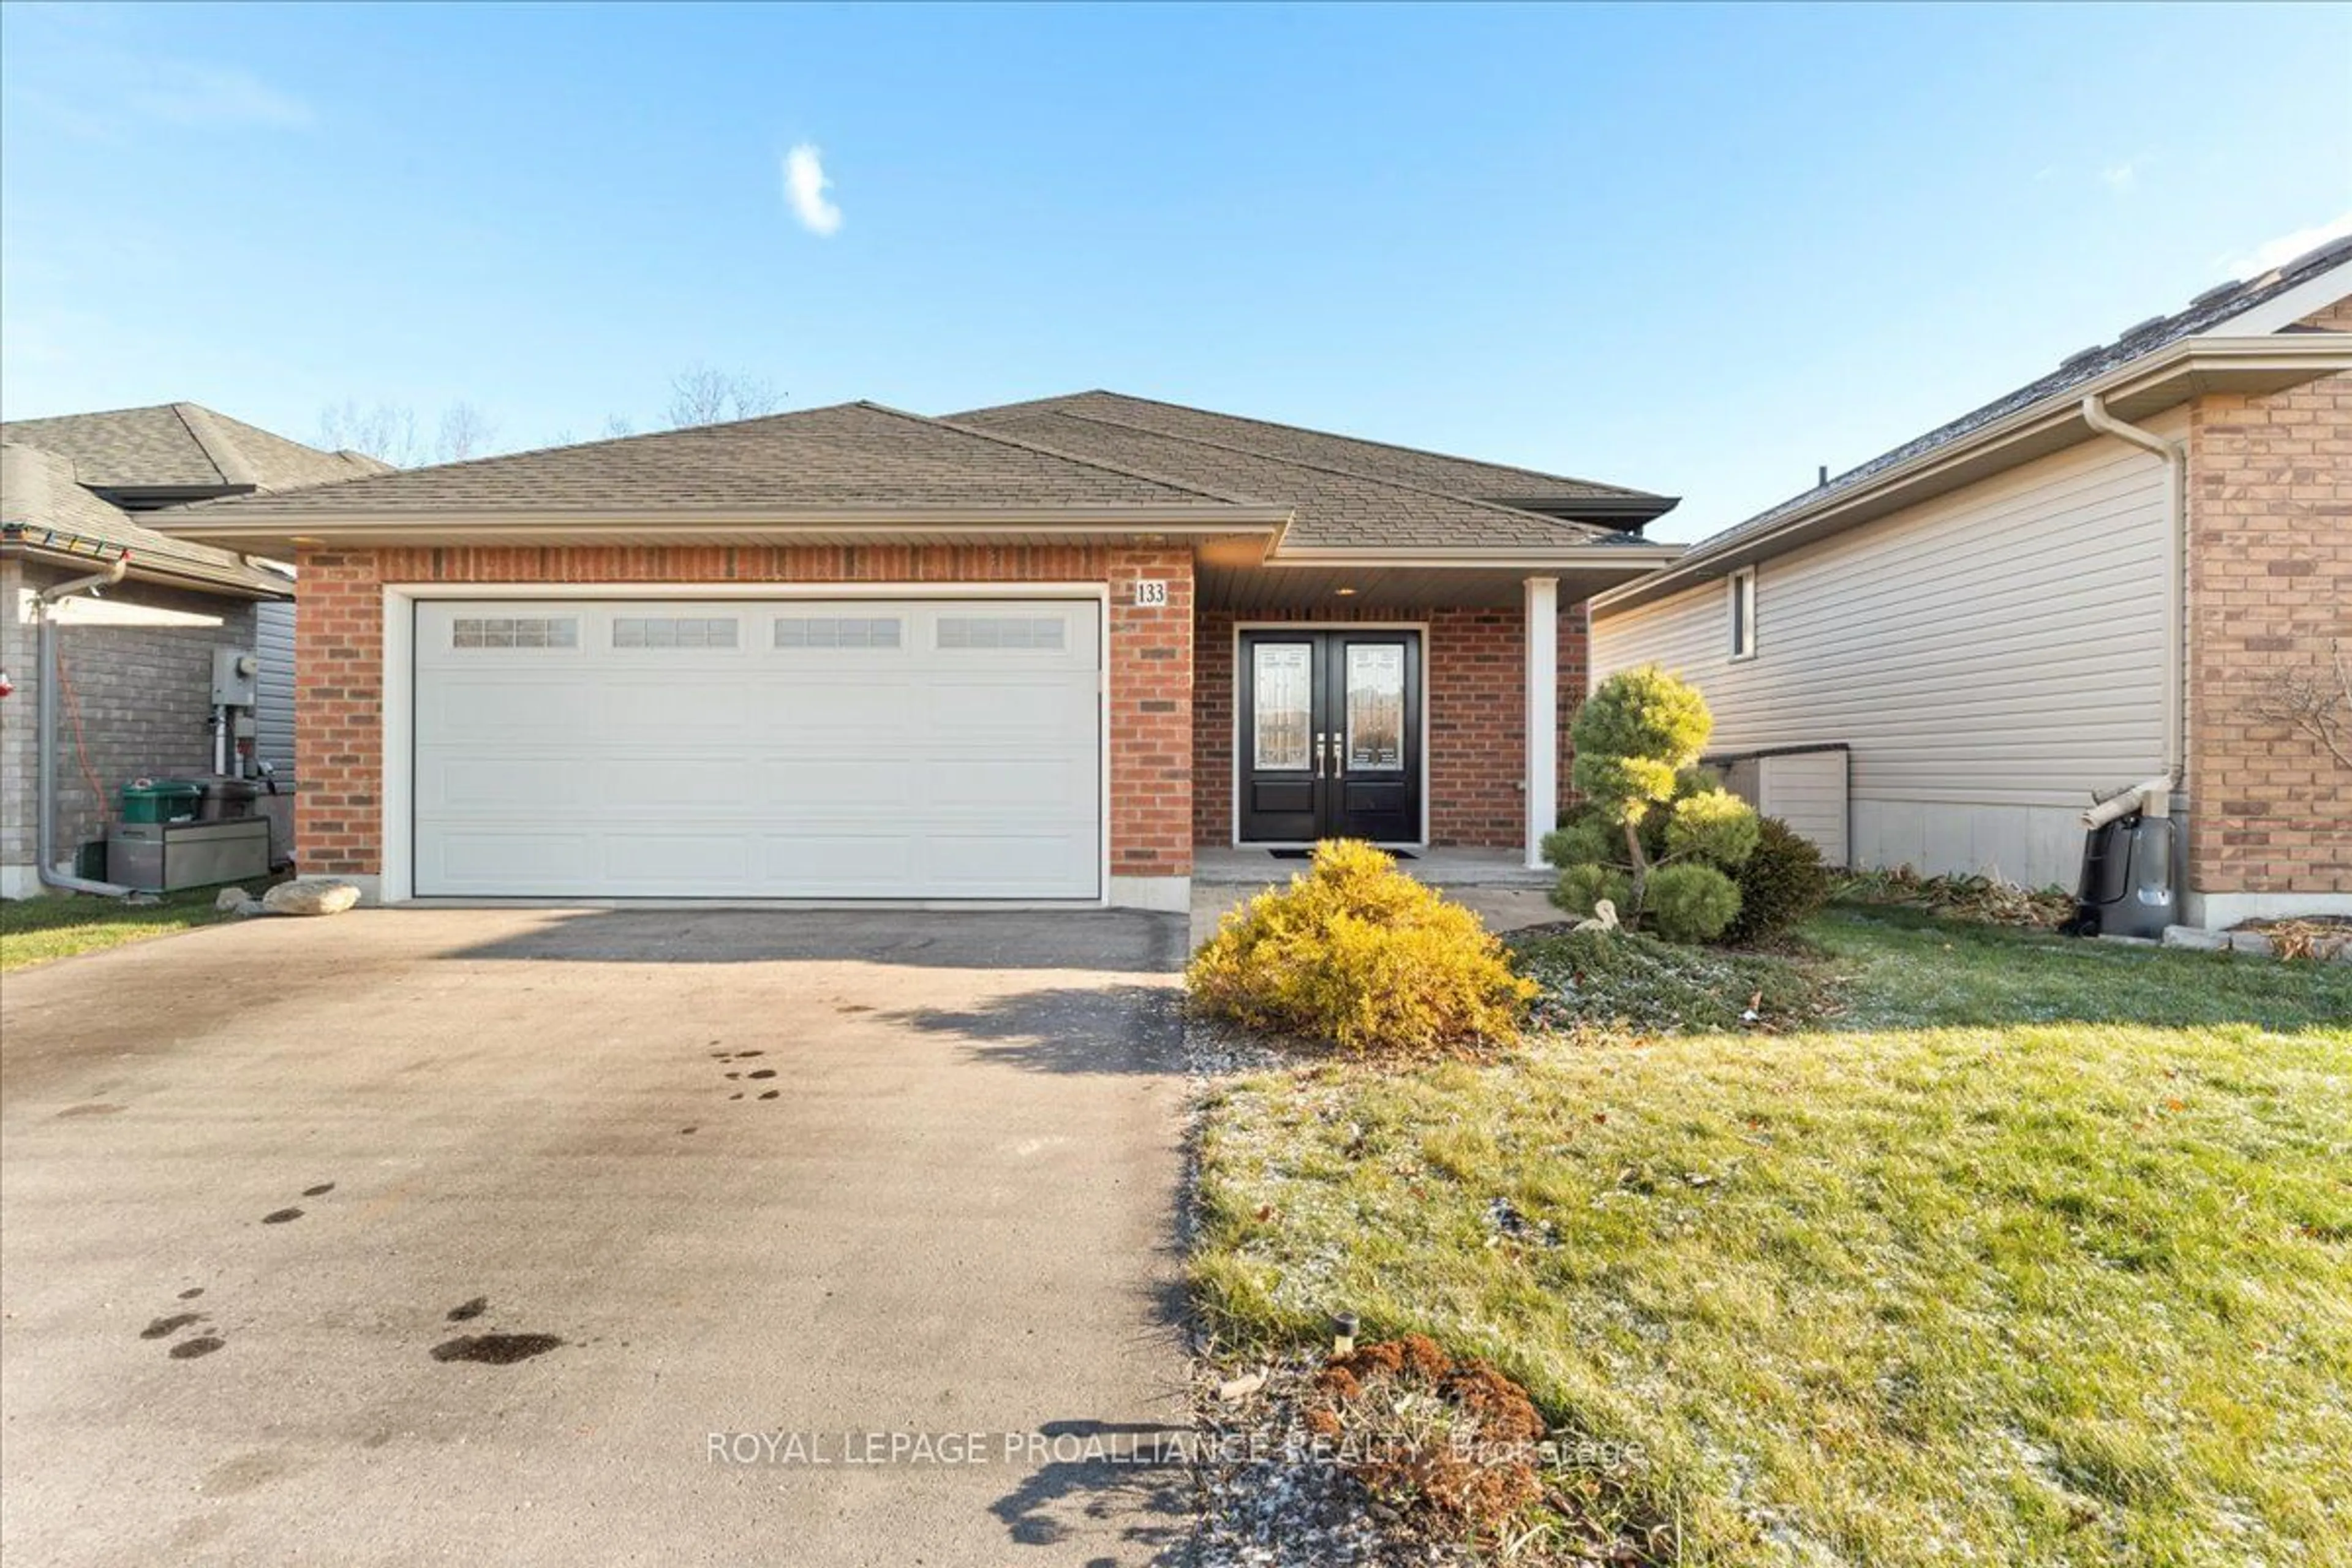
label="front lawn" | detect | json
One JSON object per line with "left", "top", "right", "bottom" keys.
{"left": 0, "top": 886, "right": 241, "bottom": 972}
{"left": 1194, "top": 907, "right": 2352, "bottom": 1565}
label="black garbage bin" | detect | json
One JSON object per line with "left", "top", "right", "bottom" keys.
{"left": 2061, "top": 810, "right": 2178, "bottom": 939}
{"left": 197, "top": 777, "right": 260, "bottom": 821}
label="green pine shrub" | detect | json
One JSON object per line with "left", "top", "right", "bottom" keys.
{"left": 1725, "top": 817, "right": 1832, "bottom": 944}
{"left": 1544, "top": 665, "right": 1758, "bottom": 943}
{"left": 1188, "top": 840, "right": 1537, "bottom": 1055}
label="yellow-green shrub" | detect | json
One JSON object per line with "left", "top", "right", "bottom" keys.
{"left": 1187, "top": 840, "right": 1536, "bottom": 1055}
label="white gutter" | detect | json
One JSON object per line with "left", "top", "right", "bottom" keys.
{"left": 35, "top": 554, "right": 136, "bottom": 897}
{"left": 2079, "top": 393, "right": 2185, "bottom": 786}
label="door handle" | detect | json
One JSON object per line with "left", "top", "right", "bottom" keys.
{"left": 1313, "top": 733, "right": 1329, "bottom": 780}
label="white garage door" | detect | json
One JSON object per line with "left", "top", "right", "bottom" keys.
{"left": 412, "top": 598, "right": 1101, "bottom": 899}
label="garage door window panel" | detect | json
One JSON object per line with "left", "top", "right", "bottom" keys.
{"left": 613, "top": 616, "right": 740, "bottom": 650}
{"left": 451, "top": 616, "right": 579, "bottom": 650}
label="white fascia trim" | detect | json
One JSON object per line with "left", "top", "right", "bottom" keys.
{"left": 377, "top": 581, "right": 1116, "bottom": 908}
{"left": 1589, "top": 334, "right": 2352, "bottom": 616}
{"left": 162, "top": 507, "right": 1291, "bottom": 545}
{"left": 391, "top": 580, "right": 1113, "bottom": 600}
{"left": 1266, "top": 546, "right": 1684, "bottom": 566}
{"left": 2203, "top": 256, "right": 2352, "bottom": 335}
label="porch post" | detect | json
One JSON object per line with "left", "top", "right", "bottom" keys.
{"left": 1523, "top": 576, "right": 1559, "bottom": 869}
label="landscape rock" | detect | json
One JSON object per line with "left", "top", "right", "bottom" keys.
{"left": 214, "top": 887, "right": 255, "bottom": 913}
{"left": 2226, "top": 931, "right": 2275, "bottom": 958}
{"left": 2161, "top": 925, "right": 2228, "bottom": 952}
{"left": 260, "top": 878, "right": 363, "bottom": 918}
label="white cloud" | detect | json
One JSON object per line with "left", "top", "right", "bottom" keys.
{"left": 2098, "top": 161, "right": 2138, "bottom": 194}
{"left": 782, "top": 144, "right": 843, "bottom": 237}
{"left": 2221, "top": 210, "right": 2352, "bottom": 279}
{"left": 123, "top": 61, "right": 313, "bottom": 129}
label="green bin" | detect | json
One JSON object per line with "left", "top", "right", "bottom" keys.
{"left": 119, "top": 780, "right": 203, "bottom": 824}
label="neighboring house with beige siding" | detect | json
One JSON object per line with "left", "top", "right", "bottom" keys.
{"left": 1591, "top": 239, "right": 2352, "bottom": 929}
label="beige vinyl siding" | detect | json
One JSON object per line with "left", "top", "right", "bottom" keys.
{"left": 1757, "top": 751, "right": 1850, "bottom": 867}
{"left": 1593, "top": 415, "right": 2182, "bottom": 888}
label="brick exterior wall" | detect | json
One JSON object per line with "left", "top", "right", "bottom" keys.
{"left": 1193, "top": 600, "right": 1589, "bottom": 847}
{"left": 2184, "top": 301, "right": 2352, "bottom": 900}
{"left": 292, "top": 543, "right": 1194, "bottom": 883}
{"left": 0, "top": 557, "right": 260, "bottom": 886}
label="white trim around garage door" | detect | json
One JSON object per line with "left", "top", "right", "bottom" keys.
{"left": 379, "top": 581, "right": 1113, "bottom": 907}
{"left": 1229, "top": 619, "right": 1432, "bottom": 851}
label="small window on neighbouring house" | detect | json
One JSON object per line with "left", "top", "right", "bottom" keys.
{"left": 451, "top": 616, "right": 578, "bottom": 649}
{"left": 937, "top": 616, "right": 1067, "bottom": 651}
{"left": 612, "top": 616, "right": 740, "bottom": 649}
{"left": 1727, "top": 568, "right": 1757, "bottom": 660}
{"left": 775, "top": 616, "right": 903, "bottom": 649}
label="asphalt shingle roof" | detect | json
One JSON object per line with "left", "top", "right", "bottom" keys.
{"left": 176, "top": 401, "right": 1248, "bottom": 517}
{"left": 0, "top": 402, "right": 386, "bottom": 494}
{"left": 1, "top": 443, "right": 288, "bottom": 594}
{"left": 957, "top": 390, "right": 1665, "bottom": 509}
{"left": 948, "top": 404, "right": 1623, "bottom": 549}
{"left": 1692, "top": 233, "right": 2352, "bottom": 558}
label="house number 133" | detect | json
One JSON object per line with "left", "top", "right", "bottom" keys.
{"left": 1132, "top": 580, "right": 1169, "bottom": 607}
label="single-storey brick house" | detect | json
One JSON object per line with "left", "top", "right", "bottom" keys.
{"left": 1591, "top": 238, "right": 2352, "bottom": 928}
{"left": 158, "top": 394, "right": 1679, "bottom": 910}
{"left": 1, "top": 405, "right": 385, "bottom": 897}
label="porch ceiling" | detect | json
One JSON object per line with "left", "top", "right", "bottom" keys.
{"left": 1196, "top": 557, "right": 1676, "bottom": 611}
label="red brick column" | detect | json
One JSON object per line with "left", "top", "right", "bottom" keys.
{"left": 1106, "top": 547, "right": 1196, "bottom": 881}
{"left": 293, "top": 549, "right": 385, "bottom": 876}
{"left": 2185, "top": 333, "right": 2352, "bottom": 906}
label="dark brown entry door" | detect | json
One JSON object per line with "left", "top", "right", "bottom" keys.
{"left": 1237, "top": 629, "right": 1420, "bottom": 843}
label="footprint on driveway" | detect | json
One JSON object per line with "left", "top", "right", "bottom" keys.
{"left": 758, "top": 1090, "right": 779, "bottom": 1101}
{"left": 430, "top": 1333, "right": 563, "bottom": 1365}
{"left": 261, "top": 1208, "right": 303, "bottom": 1225}
{"left": 446, "top": 1296, "right": 489, "bottom": 1322}
{"left": 141, "top": 1313, "right": 205, "bottom": 1340}
{"left": 746, "top": 1069, "right": 776, "bottom": 1080}
{"left": 301, "top": 1183, "right": 336, "bottom": 1197}
{"left": 170, "top": 1336, "right": 226, "bottom": 1360}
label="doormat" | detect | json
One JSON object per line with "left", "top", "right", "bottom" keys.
{"left": 1268, "top": 848, "right": 1417, "bottom": 861}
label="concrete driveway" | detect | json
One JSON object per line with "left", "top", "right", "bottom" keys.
{"left": 1, "top": 908, "right": 1195, "bottom": 1567}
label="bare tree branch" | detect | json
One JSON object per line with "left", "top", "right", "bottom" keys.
{"left": 435, "top": 402, "right": 497, "bottom": 462}
{"left": 319, "top": 400, "right": 420, "bottom": 467}
{"left": 665, "top": 366, "right": 783, "bottom": 429}
{"left": 2254, "top": 638, "right": 2352, "bottom": 772}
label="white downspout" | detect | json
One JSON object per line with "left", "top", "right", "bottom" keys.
{"left": 35, "top": 555, "right": 136, "bottom": 896}
{"left": 2079, "top": 394, "right": 2187, "bottom": 799}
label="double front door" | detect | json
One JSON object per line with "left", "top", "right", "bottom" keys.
{"left": 1238, "top": 628, "right": 1421, "bottom": 843}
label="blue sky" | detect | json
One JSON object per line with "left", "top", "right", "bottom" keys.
{"left": 3, "top": 2, "right": 2347, "bottom": 540}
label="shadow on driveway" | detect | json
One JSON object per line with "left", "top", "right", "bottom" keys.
{"left": 990, "top": 1420, "right": 1199, "bottom": 1562}
{"left": 883, "top": 984, "right": 1186, "bottom": 1077}
{"left": 438, "top": 907, "right": 1191, "bottom": 973}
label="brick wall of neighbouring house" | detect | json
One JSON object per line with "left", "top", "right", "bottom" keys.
{"left": 2185, "top": 303, "right": 2352, "bottom": 900}
{"left": 1, "top": 559, "right": 263, "bottom": 886}
{"left": 1193, "top": 601, "right": 1589, "bottom": 847}
{"left": 292, "top": 543, "right": 1194, "bottom": 882}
